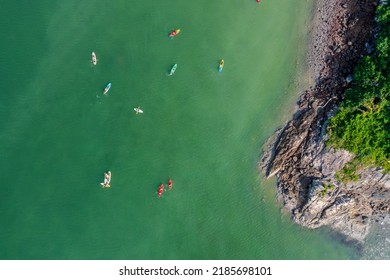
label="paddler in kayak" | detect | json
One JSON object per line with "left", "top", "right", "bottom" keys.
{"left": 168, "top": 63, "right": 177, "bottom": 76}
{"left": 91, "top": 52, "right": 97, "bottom": 65}
{"left": 103, "top": 82, "right": 111, "bottom": 95}
{"left": 134, "top": 107, "right": 144, "bottom": 114}
{"left": 157, "top": 184, "right": 164, "bottom": 197}
{"left": 101, "top": 171, "right": 111, "bottom": 188}
{"left": 168, "top": 179, "right": 173, "bottom": 190}
{"left": 218, "top": 59, "right": 224, "bottom": 73}
{"left": 169, "top": 29, "right": 181, "bottom": 38}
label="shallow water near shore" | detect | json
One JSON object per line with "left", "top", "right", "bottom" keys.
{"left": 0, "top": 0, "right": 359, "bottom": 259}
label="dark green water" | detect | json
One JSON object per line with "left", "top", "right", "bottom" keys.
{"left": 0, "top": 0, "right": 358, "bottom": 259}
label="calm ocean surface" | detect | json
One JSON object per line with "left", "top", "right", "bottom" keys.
{"left": 0, "top": 0, "right": 359, "bottom": 259}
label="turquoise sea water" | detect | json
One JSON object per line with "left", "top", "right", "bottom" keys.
{"left": 0, "top": 0, "right": 359, "bottom": 259}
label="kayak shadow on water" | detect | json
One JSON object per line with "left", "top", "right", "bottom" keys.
{"left": 96, "top": 91, "right": 110, "bottom": 99}
{"left": 96, "top": 92, "right": 108, "bottom": 99}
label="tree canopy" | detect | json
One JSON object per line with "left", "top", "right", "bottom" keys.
{"left": 327, "top": 3, "right": 390, "bottom": 172}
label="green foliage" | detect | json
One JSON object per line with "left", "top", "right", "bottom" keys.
{"left": 335, "top": 161, "right": 361, "bottom": 184}
{"left": 376, "top": 4, "right": 390, "bottom": 24}
{"left": 353, "top": 56, "right": 381, "bottom": 88}
{"left": 320, "top": 183, "right": 335, "bottom": 197}
{"left": 327, "top": 3, "right": 390, "bottom": 176}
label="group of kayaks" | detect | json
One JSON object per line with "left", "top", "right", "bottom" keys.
{"left": 100, "top": 171, "right": 174, "bottom": 195}
{"left": 167, "top": 28, "right": 225, "bottom": 74}
{"left": 94, "top": 24, "right": 232, "bottom": 192}
{"left": 96, "top": 27, "right": 223, "bottom": 101}
{"left": 168, "top": 29, "right": 180, "bottom": 76}
{"left": 92, "top": 53, "right": 143, "bottom": 114}
{"left": 157, "top": 179, "right": 173, "bottom": 198}
{"left": 91, "top": 53, "right": 112, "bottom": 95}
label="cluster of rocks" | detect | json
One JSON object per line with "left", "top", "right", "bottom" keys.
{"left": 260, "top": 0, "right": 390, "bottom": 241}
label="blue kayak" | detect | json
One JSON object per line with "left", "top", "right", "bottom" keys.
{"left": 103, "top": 83, "right": 111, "bottom": 94}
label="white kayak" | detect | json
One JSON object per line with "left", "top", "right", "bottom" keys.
{"left": 134, "top": 107, "right": 144, "bottom": 114}
{"left": 168, "top": 63, "right": 177, "bottom": 76}
{"left": 91, "top": 52, "right": 97, "bottom": 65}
{"left": 100, "top": 171, "right": 111, "bottom": 188}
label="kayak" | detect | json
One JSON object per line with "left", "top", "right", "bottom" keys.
{"left": 100, "top": 171, "right": 111, "bottom": 188}
{"left": 103, "top": 82, "right": 111, "bottom": 94}
{"left": 169, "top": 29, "right": 181, "bottom": 38}
{"left": 168, "top": 179, "right": 173, "bottom": 190}
{"left": 157, "top": 184, "right": 164, "bottom": 198}
{"left": 134, "top": 107, "right": 144, "bottom": 114}
{"left": 218, "top": 59, "right": 224, "bottom": 73}
{"left": 91, "top": 52, "right": 97, "bottom": 65}
{"left": 256, "top": 0, "right": 261, "bottom": 3}
{"left": 105, "top": 171, "right": 111, "bottom": 184}
{"left": 168, "top": 64, "right": 177, "bottom": 76}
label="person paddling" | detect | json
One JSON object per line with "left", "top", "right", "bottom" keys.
{"left": 157, "top": 184, "right": 164, "bottom": 197}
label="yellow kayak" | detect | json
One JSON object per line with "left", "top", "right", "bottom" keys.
{"left": 169, "top": 29, "right": 181, "bottom": 37}
{"left": 218, "top": 59, "right": 224, "bottom": 73}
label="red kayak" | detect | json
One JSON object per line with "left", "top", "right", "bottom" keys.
{"left": 256, "top": 0, "right": 261, "bottom": 3}
{"left": 157, "top": 184, "right": 164, "bottom": 198}
{"left": 168, "top": 179, "right": 173, "bottom": 190}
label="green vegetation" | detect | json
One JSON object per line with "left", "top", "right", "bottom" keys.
{"left": 335, "top": 161, "right": 361, "bottom": 184}
{"left": 320, "top": 183, "right": 335, "bottom": 197}
{"left": 327, "top": 3, "right": 390, "bottom": 179}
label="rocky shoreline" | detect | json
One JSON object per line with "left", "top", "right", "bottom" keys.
{"left": 260, "top": 0, "right": 390, "bottom": 242}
